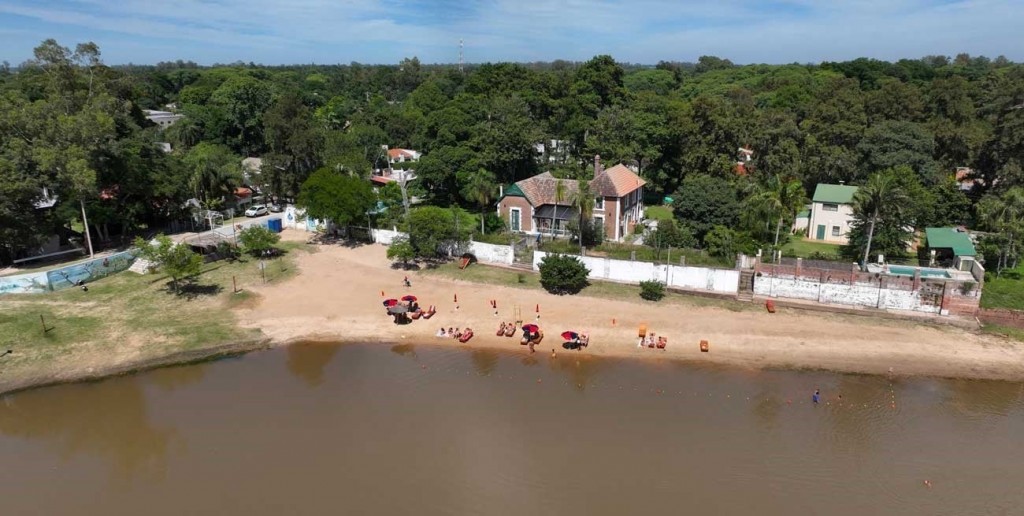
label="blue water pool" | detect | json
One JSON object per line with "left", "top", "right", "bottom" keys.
{"left": 887, "top": 265, "right": 950, "bottom": 278}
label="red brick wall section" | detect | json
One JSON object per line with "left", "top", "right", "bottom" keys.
{"left": 498, "top": 197, "right": 533, "bottom": 233}
{"left": 602, "top": 197, "right": 618, "bottom": 241}
{"left": 978, "top": 308, "right": 1024, "bottom": 328}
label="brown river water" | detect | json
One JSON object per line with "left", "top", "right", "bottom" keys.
{"left": 1, "top": 342, "right": 1023, "bottom": 515}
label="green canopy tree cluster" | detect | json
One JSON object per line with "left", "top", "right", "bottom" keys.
{"left": 4, "top": 39, "right": 1024, "bottom": 271}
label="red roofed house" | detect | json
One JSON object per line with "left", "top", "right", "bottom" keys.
{"left": 496, "top": 156, "right": 646, "bottom": 242}
{"left": 387, "top": 148, "right": 421, "bottom": 163}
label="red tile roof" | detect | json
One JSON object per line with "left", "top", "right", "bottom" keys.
{"left": 509, "top": 163, "right": 645, "bottom": 207}
{"left": 591, "top": 164, "right": 646, "bottom": 198}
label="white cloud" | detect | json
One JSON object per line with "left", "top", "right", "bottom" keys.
{"left": 0, "top": 0, "right": 1021, "bottom": 63}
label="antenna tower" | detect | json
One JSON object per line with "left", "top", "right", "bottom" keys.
{"left": 459, "top": 39, "right": 464, "bottom": 73}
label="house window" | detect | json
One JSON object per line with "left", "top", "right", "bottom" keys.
{"left": 594, "top": 197, "right": 604, "bottom": 210}
{"left": 593, "top": 215, "right": 604, "bottom": 229}
{"left": 510, "top": 208, "right": 521, "bottom": 232}
{"left": 831, "top": 226, "right": 841, "bottom": 236}
{"left": 823, "top": 203, "right": 839, "bottom": 212}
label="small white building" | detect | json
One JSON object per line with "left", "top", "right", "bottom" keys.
{"left": 807, "top": 184, "right": 858, "bottom": 244}
{"left": 143, "top": 109, "right": 184, "bottom": 129}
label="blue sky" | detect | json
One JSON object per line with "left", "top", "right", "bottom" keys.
{"left": 0, "top": 0, "right": 1021, "bottom": 65}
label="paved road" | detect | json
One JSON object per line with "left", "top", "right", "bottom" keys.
{"left": 173, "top": 212, "right": 281, "bottom": 245}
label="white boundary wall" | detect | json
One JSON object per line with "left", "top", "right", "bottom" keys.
{"left": 370, "top": 229, "right": 513, "bottom": 266}
{"left": 532, "top": 251, "right": 739, "bottom": 295}
{"left": 468, "top": 241, "right": 514, "bottom": 265}
{"left": 753, "top": 275, "right": 942, "bottom": 314}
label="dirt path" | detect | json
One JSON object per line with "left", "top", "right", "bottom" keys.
{"left": 236, "top": 239, "right": 1024, "bottom": 381}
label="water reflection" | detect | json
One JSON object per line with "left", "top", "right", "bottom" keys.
{"left": 470, "top": 349, "right": 499, "bottom": 376}
{"left": 389, "top": 343, "right": 417, "bottom": 357}
{"left": 146, "top": 363, "right": 208, "bottom": 391}
{"left": 287, "top": 342, "right": 341, "bottom": 387}
{"left": 945, "top": 379, "right": 1024, "bottom": 418}
{"left": 546, "top": 353, "right": 606, "bottom": 392}
{"left": 0, "top": 378, "right": 173, "bottom": 481}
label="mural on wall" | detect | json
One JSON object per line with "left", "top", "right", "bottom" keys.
{"left": 46, "top": 251, "right": 137, "bottom": 291}
{"left": 0, "top": 271, "right": 51, "bottom": 294}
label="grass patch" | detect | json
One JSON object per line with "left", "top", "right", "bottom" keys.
{"left": 644, "top": 205, "right": 674, "bottom": 221}
{"left": 0, "top": 241, "right": 312, "bottom": 385}
{"left": 980, "top": 266, "right": 1024, "bottom": 310}
{"left": 781, "top": 236, "right": 843, "bottom": 259}
{"left": 981, "top": 324, "right": 1024, "bottom": 343}
{"left": 420, "top": 262, "right": 752, "bottom": 312}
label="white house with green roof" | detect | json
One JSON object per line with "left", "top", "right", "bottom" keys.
{"left": 808, "top": 184, "right": 858, "bottom": 244}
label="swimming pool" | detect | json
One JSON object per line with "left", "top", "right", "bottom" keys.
{"left": 887, "top": 265, "right": 951, "bottom": 278}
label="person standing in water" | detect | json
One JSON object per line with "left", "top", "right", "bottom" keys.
{"left": 812, "top": 389, "right": 820, "bottom": 404}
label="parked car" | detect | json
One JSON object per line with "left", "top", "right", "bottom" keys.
{"left": 245, "top": 204, "right": 268, "bottom": 217}
{"left": 269, "top": 203, "right": 283, "bottom": 213}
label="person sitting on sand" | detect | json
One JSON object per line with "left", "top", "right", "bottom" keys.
{"left": 454, "top": 328, "right": 463, "bottom": 340}
{"left": 437, "top": 328, "right": 446, "bottom": 338}
{"left": 647, "top": 332, "right": 656, "bottom": 348}
{"left": 448, "top": 327, "right": 454, "bottom": 338}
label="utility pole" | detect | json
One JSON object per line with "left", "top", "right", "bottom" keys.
{"left": 80, "top": 199, "right": 94, "bottom": 258}
{"left": 459, "top": 39, "right": 464, "bottom": 74}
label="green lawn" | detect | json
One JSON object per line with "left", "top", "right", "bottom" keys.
{"left": 420, "top": 262, "right": 752, "bottom": 312}
{"left": 644, "top": 205, "right": 674, "bottom": 221}
{"left": 0, "top": 240, "right": 311, "bottom": 388}
{"left": 781, "top": 236, "right": 843, "bottom": 259}
{"left": 980, "top": 266, "right": 1024, "bottom": 310}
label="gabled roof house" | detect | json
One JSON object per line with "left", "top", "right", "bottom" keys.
{"left": 497, "top": 157, "right": 646, "bottom": 242}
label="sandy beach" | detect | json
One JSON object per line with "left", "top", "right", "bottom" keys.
{"left": 236, "top": 233, "right": 1024, "bottom": 381}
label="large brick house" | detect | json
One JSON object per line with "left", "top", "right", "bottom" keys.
{"left": 496, "top": 158, "right": 646, "bottom": 242}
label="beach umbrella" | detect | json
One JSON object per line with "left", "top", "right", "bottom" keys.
{"left": 561, "top": 331, "right": 578, "bottom": 341}
{"left": 522, "top": 324, "right": 539, "bottom": 333}
{"left": 401, "top": 295, "right": 417, "bottom": 302}
{"left": 388, "top": 304, "right": 409, "bottom": 315}
{"left": 383, "top": 299, "right": 399, "bottom": 307}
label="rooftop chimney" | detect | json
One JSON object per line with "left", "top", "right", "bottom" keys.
{"left": 594, "top": 154, "right": 602, "bottom": 176}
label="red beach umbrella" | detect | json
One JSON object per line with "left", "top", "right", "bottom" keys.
{"left": 522, "top": 324, "right": 539, "bottom": 333}
{"left": 561, "top": 331, "right": 578, "bottom": 341}
{"left": 383, "top": 299, "right": 399, "bottom": 307}
{"left": 401, "top": 295, "right": 417, "bottom": 302}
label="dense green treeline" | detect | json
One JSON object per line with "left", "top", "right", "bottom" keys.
{"left": 2, "top": 40, "right": 1023, "bottom": 268}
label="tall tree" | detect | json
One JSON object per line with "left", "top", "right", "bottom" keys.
{"left": 461, "top": 169, "right": 497, "bottom": 234}
{"left": 849, "top": 170, "right": 910, "bottom": 269}
{"left": 977, "top": 187, "right": 1024, "bottom": 274}
{"left": 297, "top": 168, "right": 374, "bottom": 229}
{"left": 744, "top": 175, "right": 807, "bottom": 248}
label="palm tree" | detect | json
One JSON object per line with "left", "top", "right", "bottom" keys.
{"left": 571, "top": 179, "right": 596, "bottom": 254}
{"left": 462, "top": 169, "right": 497, "bottom": 234}
{"left": 977, "top": 187, "right": 1024, "bottom": 275}
{"left": 852, "top": 171, "right": 909, "bottom": 271}
{"left": 744, "top": 175, "right": 807, "bottom": 249}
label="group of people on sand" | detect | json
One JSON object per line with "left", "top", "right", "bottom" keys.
{"left": 436, "top": 327, "right": 473, "bottom": 341}
{"left": 638, "top": 331, "right": 668, "bottom": 349}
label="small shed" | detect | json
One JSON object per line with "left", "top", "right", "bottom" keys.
{"left": 925, "top": 227, "right": 976, "bottom": 263}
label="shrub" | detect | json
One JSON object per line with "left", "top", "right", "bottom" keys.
{"left": 238, "top": 225, "right": 281, "bottom": 256}
{"left": 643, "top": 219, "right": 695, "bottom": 249}
{"left": 386, "top": 236, "right": 415, "bottom": 267}
{"left": 538, "top": 253, "right": 590, "bottom": 295}
{"left": 639, "top": 280, "right": 665, "bottom": 301}
{"left": 215, "top": 241, "right": 240, "bottom": 261}
{"left": 134, "top": 234, "right": 204, "bottom": 293}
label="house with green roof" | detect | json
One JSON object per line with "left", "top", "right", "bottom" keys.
{"left": 925, "top": 227, "right": 977, "bottom": 264}
{"left": 807, "top": 184, "right": 859, "bottom": 244}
